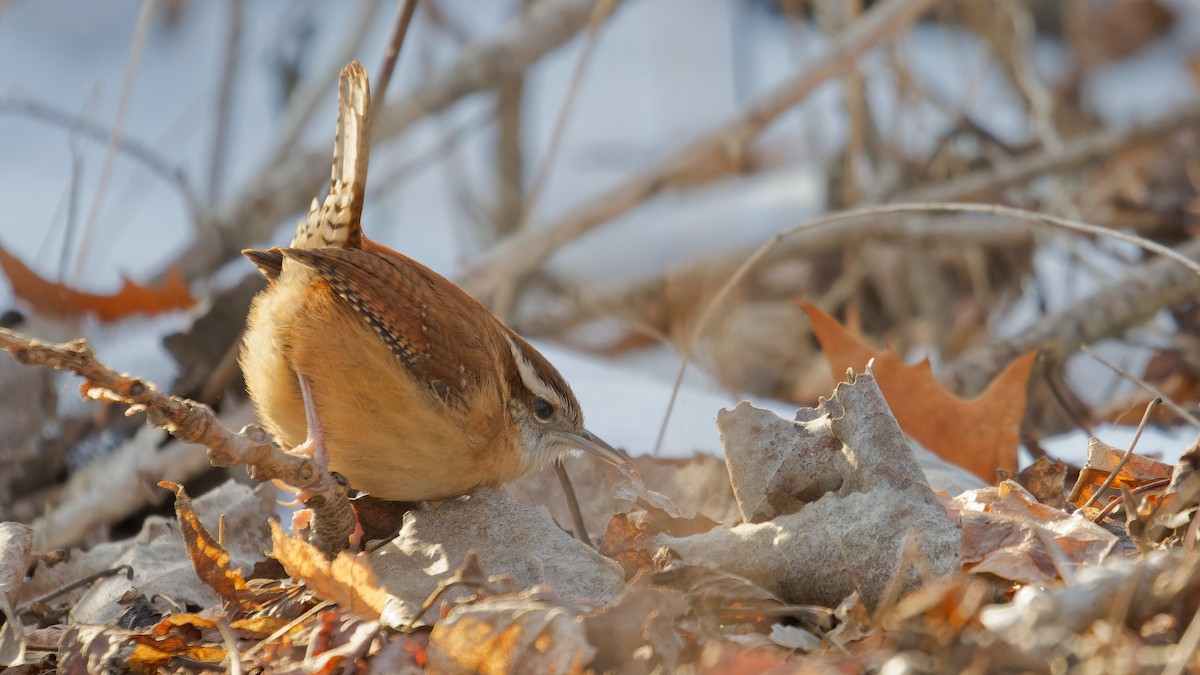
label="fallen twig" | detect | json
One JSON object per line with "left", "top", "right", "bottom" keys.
{"left": 0, "top": 327, "right": 355, "bottom": 556}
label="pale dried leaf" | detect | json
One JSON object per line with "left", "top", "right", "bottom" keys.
{"left": 427, "top": 597, "right": 594, "bottom": 674}
{"left": 269, "top": 521, "right": 389, "bottom": 621}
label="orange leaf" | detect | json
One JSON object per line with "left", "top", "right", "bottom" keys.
{"left": 0, "top": 243, "right": 194, "bottom": 322}
{"left": 158, "top": 482, "right": 251, "bottom": 611}
{"left": 268, "top": 521, "right": 388, "bottom": 621}
{"left": 599, "top": 513, "right": 655, "bottom": 579}
{"left": 128, "top": 636, "right": 226, "bottom": 674}
{"left": 799, "top": 301, "right": 1034, "bottom": 481}
{"left": 1068, "top": 437, "right": 1173, "bottom": 509}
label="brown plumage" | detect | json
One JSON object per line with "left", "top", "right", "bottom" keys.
{"left": 240, "top": 62, "right": 621, "bottom": 503}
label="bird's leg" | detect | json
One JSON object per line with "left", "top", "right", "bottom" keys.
{"left": 285, "top": 372, "right": 363, "bottom": 549}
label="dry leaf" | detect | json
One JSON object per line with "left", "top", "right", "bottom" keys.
{"left": 0, "top": 522, "right": 32, "bottom": 667}
{"left": 599, "top": 512, "right": 657, "bottom": 579}
{"left": 583, "top": 574, "right": 687, "bottom": 675}
{"left": 158, "top": 481, "right": 250, "bottom": 612}
{"left": 426, "top": 596, "right": 594, "bottom": 674}
{"left": 682, "top": 371, "right": 960, "bottom": 610}
{"left": 268, "top": 520, "right": 389, "bottom": 621}
{"left": 371, "top": 488, "right": 623, "bottom": 623}
{"left": 952, "top": 481, "right": 1116, "bottom": 585}
{"left": 63, "top": 481, "right": 273, "bottom": 625}
{"left": 508, "top": 453, "right": 739, "bottom": 542}
{"left": 1068, "top": 437, "right": 1174, "bottom": 509}
{"left": 56, "top": 625, "right": 135, "bottom": 675}
{"left": 800, "top": 301, "right": 1034, "bottom": 481}
{"left": 1000, "top": 457, "right": 1068, "bottom": 508}
{"left": 0, "top": 244, "right": 195, "bottom": 322}
{"left": 652, "top": 563, "right": 833, "bottom": 631}
{"left": 128, "top": 634, "right": 227, "bottom": 673}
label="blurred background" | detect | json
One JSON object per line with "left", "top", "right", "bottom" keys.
{"left": 2, "top": 0, "right": 1200, "bottom": 544}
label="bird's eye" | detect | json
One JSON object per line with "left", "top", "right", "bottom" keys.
{"left": 533, "top": 397, "right": 554, "bottom": 421}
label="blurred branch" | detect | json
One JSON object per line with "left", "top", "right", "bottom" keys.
{"left": 492, "top": 0, "right": 615, "bottom": 316}
{"left": 517, "top": 213, "right": 1036, "bottom": 338}
{"left": 373, "top": 0, "right": 419, "bottom": 108}
{"left": 159, "top": 0, "right": 619, "bottom": 283}
{"left": 458, "top": 0, "right": 938, "bottom": 298}
{"left": 0, "top": 97, "right": 202, "bottom": 227}
{"left": 207, "top": 0, "right": 244, "bottom": 203}
{"left": 904, "top": 98, "right": 1200, "bottom": 203}
{"left": 261, "top": 0, "right": 384, "bottom": 172}
{"left": 70, "top": 0, "right": 157, "bottom": 285}
{"left": 945, "top": 237, "right": 1200, "bottom": 395}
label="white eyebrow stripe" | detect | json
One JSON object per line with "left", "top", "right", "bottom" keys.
{"left": 504, "top": 333, "right": 565, "bottom": 407}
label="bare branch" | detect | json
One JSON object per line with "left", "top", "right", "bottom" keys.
{"left": 207, "top": 0, "right": 245, "bottom": 203}
{"left": 0, "top": 327, "right": 354, "bottom": 555}
{"left": 71, "top": 0, "right": 157, "bottom": 285}
{"left": 457, "top": 0, "right": 938, "bottom": 298}
{"left": 373, "top": 0, "right": 420, "bottom": 108}
{"left": 945, "top": 236, "right": 1200, "bottom": 395}
{"left": 0, "top": 97, "right": 203, "bottom": 226}
{"left": 160, "top": 0, "right": 617, "bottom": 284}
{"left": 904, "top": 98, "right": 1200, "bottom": 203}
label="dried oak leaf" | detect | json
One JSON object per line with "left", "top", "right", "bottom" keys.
{"left": 998, "top": 456, "right": 1068, "bottom": 509}
{"left": 600, "top": 512, "right": 658, "bottom": 579}
{"left": 952, "top": 481, "right": 1116, "bottom": 585}
{"left": 0, "top": 243, "right": 194, "bottom": 322}
{"left": 268, "top": 520, "right": 390, "bottom": 622}
{"left": 800, "top": 301, "right": 1035, "bottom": 481}
{"left": 127, "top": 634, "right": 226, "bottom": 673}
{"left": 0, "top": 522, "right": 32, "bottom": 667}
{"left": 583, "top": 574, "right": 687, "bottom": 675}
{"left": 426, "top": 596, "right": 594, "bottom": 674}
{"left": 1067, "top": 437, "right": 1173, "bottom": 509}
{"left": 158, "top": 481, "right": 253, "bottom": 613}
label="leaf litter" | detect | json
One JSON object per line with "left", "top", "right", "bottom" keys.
{"left": 3, "top": 324, "right": 1200, "bottom": 672}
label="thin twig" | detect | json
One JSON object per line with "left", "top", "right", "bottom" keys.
{"left": 242, "top": 601, "right": 331, "bottom": 660}
{"left": 261, "top": 0, "right": 384, "bottom": 173}
{"left": 208, "top": 0, "right": 244, "bottom": 203}
{"left": 373, "top": 0, "right": 419, "bottom": 109}
{"left": 948, "top": 237, "right": 1200, "bottom": 394}
{"left": 905, "top": 98, "right": 1200, "bottom": 203}
{"left": 71, "top": 0, "right": 157, "bottom": 285}
{"left": 16, "top": 565, "right": 133, "bottom": 615}
{"left": 519, "top": 0, "right": 613, "bottom": 227}
{"left": 216, "top": 618, "right": 245, "bottom": 675}
{"left": 1082, "top": 397, "right": 1161, "bottom": 510}
{"left": 458, "top": 0, "right": 938, "bottom": 297}
{"left": 0, "top": 96, "right": 202, "bottom": 225}
{"left": 1081, "top": 345, "right": 1200, "bottom": 429}
{"left": 659, "top": 203, "right": 1200, "bottom": 441}
{"left": 491, "top": 0, "right": 615, "bottom": 316}
{"left": 1092, "top": 477, "right": 1171, "bottom": 524}
{"left": 160, "top": 0, "right": 612, "bottom": 283}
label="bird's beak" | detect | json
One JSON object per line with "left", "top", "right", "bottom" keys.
{"left": 559, "top": 429, "right": 630, "bottom": 466}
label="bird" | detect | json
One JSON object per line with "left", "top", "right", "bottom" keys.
{"left": 239, "top": 62, "right": 626, "bottom": 531}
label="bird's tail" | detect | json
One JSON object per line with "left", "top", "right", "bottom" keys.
{"left": 291, "top": 61, "right": 371, "bottom": 250}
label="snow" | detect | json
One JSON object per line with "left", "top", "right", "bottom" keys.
{"left": 1, "top": 1, "right": 1198, "bottom": 469}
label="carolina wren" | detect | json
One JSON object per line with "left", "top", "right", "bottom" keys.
{"left": 239, "top": 62, "right": 625, "bottom": 505}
